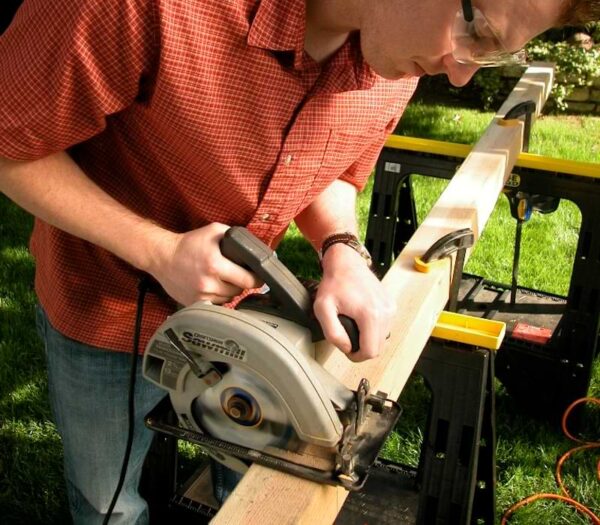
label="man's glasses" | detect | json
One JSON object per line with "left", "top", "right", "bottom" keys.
{"left": 452, "top": 0, "right": 528, "bottom": 67}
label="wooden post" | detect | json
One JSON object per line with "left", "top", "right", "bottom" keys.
{"left": 212, "top": 64, "right": 554, "bottom": 525}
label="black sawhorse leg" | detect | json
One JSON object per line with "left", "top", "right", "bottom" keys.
{"left": 415, "top": 341, "right": 496, "bottom": 525}
{"left": 337, "top": 340, "right": 497, "bottom": 525}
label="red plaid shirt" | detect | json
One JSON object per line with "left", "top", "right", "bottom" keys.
{"left": 0, "top": 0, "right": 417, "bottom": 352}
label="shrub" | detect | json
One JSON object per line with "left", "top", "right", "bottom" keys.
{"left": 526, "top": 38, "right": 600, "bottom": 111}
{"left": 472, "top": 36, "right": 600, "bottom": 112}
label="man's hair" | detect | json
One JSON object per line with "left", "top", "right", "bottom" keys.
{"left": 559, "top": 0, "right": 600, "bottom": 25}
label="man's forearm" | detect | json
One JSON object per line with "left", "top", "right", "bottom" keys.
{"left": 294, "top": 179, "right": 359, "bottom": 250}
{"left": 0, "top": 152, "right": 174, "bottom": 273}
{"left": 295, "top": 178, "right": 392, "bottom": 361}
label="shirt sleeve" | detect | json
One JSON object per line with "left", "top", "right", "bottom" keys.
{"left": 338, "top": 116, "right": 401, "bottom": 192}
{"left": 0, "top": 0, "right": 157, "bottom": 161}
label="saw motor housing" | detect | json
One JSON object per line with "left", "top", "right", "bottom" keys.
{"left": 144, "top": 303, "right": 346, "bottom": 451}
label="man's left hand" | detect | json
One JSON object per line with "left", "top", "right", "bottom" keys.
{"left": 313, "top": 243, "right": 395, "bottom": 362}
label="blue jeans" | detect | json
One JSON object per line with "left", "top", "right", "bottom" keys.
{"left": 36, "top": 306, "right": 166, "bottom": 525}
{"left": 36, "top": 306, "right": 242, "bottom": 524}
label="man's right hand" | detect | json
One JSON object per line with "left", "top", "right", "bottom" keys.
{"left": 148, "top": 222, "right": 263, "bottom": 306}
{"left": 0, "top": 154, "right": 261, "bottom": 306}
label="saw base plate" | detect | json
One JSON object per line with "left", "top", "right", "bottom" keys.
{"left": 164, "top": 458, "right": 420, "bottom": 524}
{"left": 145, "top": 395, "right": 401, "bottom": 491}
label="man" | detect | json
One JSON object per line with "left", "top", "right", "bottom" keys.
{"left": 0, "top": 0, "right": 596, "bottom": 523}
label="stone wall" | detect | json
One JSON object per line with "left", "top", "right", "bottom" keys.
{"left": 563, "top": 77, "right": 600, "bottom": 113}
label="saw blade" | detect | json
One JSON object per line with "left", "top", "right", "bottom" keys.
{"left": 190, "top": 366, "right": 295, "bottom": 451}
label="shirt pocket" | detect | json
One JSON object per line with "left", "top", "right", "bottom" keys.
{"left": 295, "top": 127, "right": 387, "bottom": 214}
{"left": 318, "top": 127, "right": 387, "bottom": 181}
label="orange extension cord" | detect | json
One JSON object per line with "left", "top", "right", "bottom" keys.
{"left": 501, "top": 397, "right": 600, "bottom": 524}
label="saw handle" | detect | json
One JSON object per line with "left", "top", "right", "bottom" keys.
{"left": 220, "top": 227, "right": 313, "bottom": 325}
{"left": 220, "top": 227, "right": 360, "bottom": 353}
{"left": 338, "top": 316, "right": 360, "bottom": 353}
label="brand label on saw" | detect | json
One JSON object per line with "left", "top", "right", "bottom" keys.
{"left": 182, "top": 331, "right": 247, "bottom": 361}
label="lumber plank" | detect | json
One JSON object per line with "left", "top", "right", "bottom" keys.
{"left": 212, "top": 64, "right": 554, "bottom": 525}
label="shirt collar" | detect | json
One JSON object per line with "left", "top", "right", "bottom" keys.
{"left": 247, "top": 0, "right": 306, "bottom": 70}
{"left": 247, "top": 0, "right": 377, "bottom": 91}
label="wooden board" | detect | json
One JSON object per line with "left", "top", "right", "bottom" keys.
{"left": 212, "top": 64, "right": 554, "bottom": 525}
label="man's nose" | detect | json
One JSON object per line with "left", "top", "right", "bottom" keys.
{"left": 442, "top": 55, "right": 480, "bottom": 87}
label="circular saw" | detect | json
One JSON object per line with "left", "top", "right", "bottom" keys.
{"left": 143, "top": 227, "right": 401, "bottom": 490}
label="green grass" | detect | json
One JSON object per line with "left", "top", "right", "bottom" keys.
{"left": 1, "top": 101, "right": 598, "bottom": 524}
{"left": 0, "top": 204, "right": 71, "bottom": 524}
{"left": 397, "top": 100, "right": 600, "bottom": 163}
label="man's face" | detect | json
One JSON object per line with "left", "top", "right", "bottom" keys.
{"left": 359, "top": 0, "right": 564, "bottom": 86}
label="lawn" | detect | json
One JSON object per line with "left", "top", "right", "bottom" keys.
{"left": 1, "top": 98, "right": 599, "bottom": 524}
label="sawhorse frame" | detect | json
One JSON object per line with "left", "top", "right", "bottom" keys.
{"left": 365, "top": 137, "right": 600, "bottom": 419}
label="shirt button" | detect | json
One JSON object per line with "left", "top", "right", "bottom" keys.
{"left": 261, "top": 213, "right": 271, "bottom": 222}
{"left": 284, "top": 154, "right": 293, "bottom": 166}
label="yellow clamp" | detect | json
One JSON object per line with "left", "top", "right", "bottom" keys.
{"left": 414, "top": 255, "right": 447, "bottom": 273}
{"left": 414, "top": 228, "right": 475, "bottom": 313}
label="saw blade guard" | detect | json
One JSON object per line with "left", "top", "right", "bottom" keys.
{"left": 143, "top": 303, "right": 344, "bottom": 449}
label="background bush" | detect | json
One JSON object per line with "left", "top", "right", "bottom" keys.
{"left": 422, "top": 23, "right": 600, "bottom": 113}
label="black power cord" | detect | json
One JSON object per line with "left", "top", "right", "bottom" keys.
{"left": 103, "top": 277, "right": 151, "bottom": 525}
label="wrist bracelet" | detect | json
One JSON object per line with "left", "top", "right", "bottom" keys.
{"left": 318, "top": 232, "right": 373, "bottom": 268}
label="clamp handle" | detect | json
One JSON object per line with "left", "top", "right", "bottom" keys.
{"left": 220, "top": 227, "right": 360, "bottom": 352}
{"left": 501, "top": 100, "right": 536, "bottom": 153}
{"left": 416, "top": 228, "right": 474, "bottom": 268}
{"left": 414, "top": 228, "right": 474, "bottom": 312}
